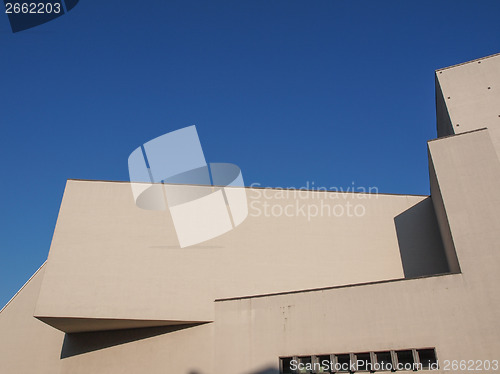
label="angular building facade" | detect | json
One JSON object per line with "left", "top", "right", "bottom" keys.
{"left": 1, "top": 53, "right": 499, "bottom": 374}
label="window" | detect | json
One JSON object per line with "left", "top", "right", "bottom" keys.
{"left": 417, "top": 349, "right": 438, "bottom": 369}
{"left": 298, "top": 356, "right": 312, "bottom": 373}
{"left": 335, "top": 354, "right": 352, "bottom": 372}
{"left": 281, "top": 357, "right": 295, "bottom": 374}
{"left": 356, "top": 353, "right": 372, "bottom": 372}
{"left": 396, "top": 350, "right": 414, "bottom": 371}
{"left": 374, "top": 351, "right": 393, "bottom": 371}
{"left": 280, "top": 347, "right": 437, "bottom": 373}
{"left": 316, "top": 355, "right": 333, "bottom": 374}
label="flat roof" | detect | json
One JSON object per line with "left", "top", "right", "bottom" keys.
{"left": 435, "top": 51, "right": 500, "bottom": 72}
{"left": 66, "top": 179, "right": 429, "bottom": 198}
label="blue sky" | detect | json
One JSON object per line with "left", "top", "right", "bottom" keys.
{"left": 0, "top": 0, "right": 499, "bottom": 308}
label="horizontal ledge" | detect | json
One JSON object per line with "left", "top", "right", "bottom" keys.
{"left": 215, "top": 272, "right": 460, "bottom": 303}
{"left": 35, "top": 316, "right": 212, "bottom": 334}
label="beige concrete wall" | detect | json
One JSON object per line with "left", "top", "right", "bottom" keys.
{"left": 56, "top": 322, "right": 215, "bottom": 374}
{"left": 0, "top": 181, "right": 450, "bottom": 373}
{"left": 0, "top": 265, "right": 64, "bottom": 374}
{"left": 435, "top": 53, "right": 500, "bottom": 157}
{"left": 215, "top": 274, "right": 466, "bottom": 374}
{"left": 428, "top": 128, "right": 500, "bottom": 277}
{"left": 0, "top": 266, "right": 216, "bottom": 374}
{"left": 213, "top": 128, "right": 500, "bottom": 374}
{"left": 34, "top": 180, "right": 445, "bottom": 332}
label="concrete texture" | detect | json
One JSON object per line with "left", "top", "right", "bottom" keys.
{"left": 213, "top": 127, "right": 500, "bottom": 374}
{"left": 34, "top": 180, "right": 444, "bottom": 333}
{"left": 436, "top": 52, "right": 500, "bottom": 158}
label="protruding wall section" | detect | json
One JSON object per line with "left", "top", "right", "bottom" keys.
{"left": 428, "top": 128, "right": 500, "bottom": 276}
{"left": 436, "top": 53, "right": 500, "bottom": 158}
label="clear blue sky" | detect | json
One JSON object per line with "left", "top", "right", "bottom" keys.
{"left": 1, "top": 0, "right": 499, "bottom": 308}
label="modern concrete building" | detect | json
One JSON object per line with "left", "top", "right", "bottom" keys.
{"left": 1, "top": 53, "right": 499, "bottom": 374}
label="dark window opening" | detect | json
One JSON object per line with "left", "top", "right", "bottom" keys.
{"left": 356, "top": 353, "right": 371, "bottom": 371}
{"left": 280, "top": 347, "right": 437, "bottom": 373}
{"left": 396, "top": 350, "right": 414, "bottom": 370}
{"left": 298, "top": 356, "right": 312, "bottom": 374}
{"left": 417, "top": 349, "right": 438, "bottom": 369}
{"left": 317, "top": 355, "right": 332, "bottom": 373}
{"left": 281, "top": 357, "right": 294, "bottom": 374}
{"left": 375, "top": 351, "right": 393, "bottom": 369}
{"left": 336, "top": 354, "right": 351, "bottom": 372}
